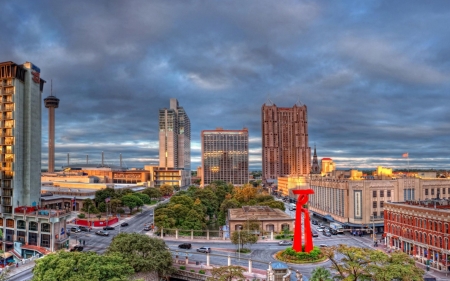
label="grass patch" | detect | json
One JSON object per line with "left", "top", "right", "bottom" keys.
{"left": 275, "top": 246, "right": 327, "bottom": 264}
{"left": 237, "top": 248, "right": 251, "bottom": 253}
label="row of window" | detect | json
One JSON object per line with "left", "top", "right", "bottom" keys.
{"left": 424, "top": 188, "right": 449, "bottom": 196}
{"left": 372, "top": 201, "right": 385, "bottom": 208}
{"left": 387, "top": 224, "right": 450, "bottom": 250}
{"left": 387, "top": 212, "right": 450, "bottom": 234}
{"left": 372, "top": 190, "right": 392, "bottom": 198}
{"left": 0, "top": 219, "right": 50, "bottom": 232}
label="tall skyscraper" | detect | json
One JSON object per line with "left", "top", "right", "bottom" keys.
{"left": 0, "top": 61, "right": 45, "bottom": 213}
{"left": 261, "top": 100, "right": 311, "bottom": 183}
{"left": 201, "top": 128, "right": 249, "bottom": 186}
{"left": 158, "top": 98, "right": 191, "bottom": 182}
{"left": 44, "top": 82, "right": 59, "bottom": 173}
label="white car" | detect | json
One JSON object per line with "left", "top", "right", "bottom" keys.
{"left": 317, "top": 227, "right": 325, "bottom": 232}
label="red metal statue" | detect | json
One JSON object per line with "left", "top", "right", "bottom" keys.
{"left": 292, "top": 189, "right": 314, "bottom": 253}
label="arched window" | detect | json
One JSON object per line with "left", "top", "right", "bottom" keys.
{"left": 17, "top": 220, "right": 26, "bottom": 229}
{"left": 29, "top": 221, "right": 38, "bottom": 231}
{"left": 41, "top": 223, "right": 50, "bottom": 233}
{"left": 234, "top": 224, "right": 243, "bottom": 231}
{"left": 281, "top": 224, "right": 290, "bottom": 231}
{"left": 265, "top": 224, "right": 274, "bottom": 232}
{"left": 6, "top": 219, "right": 14, "bottom": 228}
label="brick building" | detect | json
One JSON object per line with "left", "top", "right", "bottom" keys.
{"left": 384, "top": 200, "right": 450, "bottom": 272}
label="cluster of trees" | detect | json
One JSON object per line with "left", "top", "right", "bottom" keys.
{"left": 82, "top": 185, "right": 179, "bottom": 217}
{"left": 312, "top": 245, "right": 424, "bottom": 281}
{"left": 154, "top": 181, "right": 283, "bottom": 233}
{"left": 32, "top": 233, "right": 173, "bottom": 281}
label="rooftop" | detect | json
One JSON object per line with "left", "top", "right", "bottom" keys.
{"left": 228, "top": 206, "right": 294, "bottom": 221}
{"left": 388, "top": 199, "right": 450, "bottom": 210}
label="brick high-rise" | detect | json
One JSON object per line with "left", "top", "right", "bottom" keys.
{"left": 261, "top": 100, "right": 311, "bottom": 183}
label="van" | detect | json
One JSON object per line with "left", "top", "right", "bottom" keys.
{"left": 289, "top": 203, "right": 296, "bottom": 211}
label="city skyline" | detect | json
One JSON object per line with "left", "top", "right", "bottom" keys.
{"left": 1, "top": 1, "right": 449, "bottom": 170}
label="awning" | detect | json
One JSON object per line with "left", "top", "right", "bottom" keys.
{"left": 323, "top": 215, "right": 334, "bottom": 222}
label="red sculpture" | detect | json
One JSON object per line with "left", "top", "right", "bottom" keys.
{"left": 292, "top": 189, "right": 314, "bottom": 252}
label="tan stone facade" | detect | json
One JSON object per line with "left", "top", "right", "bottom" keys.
{"left": 308, "top": 176, "right": 450, "bottom": 232}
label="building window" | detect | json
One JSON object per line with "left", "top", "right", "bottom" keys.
{"left": 444, "top": 188, "right": 446, "bottom": 195}
{"left": 380, "top": 201, "right": 384, "bottom": 208}
{"left": 380, "top": 190, "right": 384, "bottom": 197}
{"left": 17, "top": 220, "right": 26, "bottom": 229}
{"left": 431, "top": 189, "right": 435, "bottom": 196}
{"left": 373, "top": 211, "right": 377, "bottom": 217}
{"left": 373, "top": 191, "right": 377, "bottom": 198}
{"left": 6, "top": 219, "right": 14, "bottom": 228}
{"left": 29, "top": 221, "right": 38, "bottom": 231}
{"left": 387, "top": 190, "right": 391, "bottom": 197}
{"left": 425, "top": 189, "right": 429, "bottom": 196}
{"left": 373, "top": 201, "right": 377, "bottom": 208}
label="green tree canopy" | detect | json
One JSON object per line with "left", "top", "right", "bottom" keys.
{"left": 94, "top": 187, "right": 117, "bottom": 205}
{"left": 32, "top": 251, "right": 134, "bottom": 281}
{"left": 310, "top": 267, "right": 333, "bottom": 281}
{"left": 322, "top": 245, "right": 424, "bottom": 281}
{"left": 230, "top": 230, "right": 258, "bottom": 249}
{"left": 142, "top": 188, "right": 162, "bottom": 200}
{"left": 159, "top": 184, "right": 174, "bottom": 196}
{"left": 133, "top": 193, "right": 151, "bottom": 204}
{"left": 107, "top": 233, "right": 173, "bottom": 276}
{"left": 121, "top": 195, "right": 140, "bottom": 214}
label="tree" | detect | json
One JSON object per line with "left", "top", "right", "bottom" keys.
{"left": 98, "top": 202, "right": 107, "bottom": 213}
{"left": 107, "top": 233, "right": 173, "bottom": 276}
{"left": 110, "top": 199, "right": 121, "bottom": 214}
{"left": 121, "top": 195, "right": 142, "bottom": 214}
{"left": 173, "top": 185, "right": 180, "bottom": 191}
{"left": 322, "top": 245, "right": 424, "bottom": 281}
{"left": 310, "top": 267, "right": 333, "bottom": 281}
{"left": 94, "top": 187, "right": 117, "bottom": 205}
{"left": 233, "top": 184, "right": 257, "bottom": 203}
{"left": 160, "top": 184, "right": 174, "bottom": 196}
{"left": 133, "top": 193, "right": 151, "bottom": 204}
{"left": 81, "top": 199, "right": 97, "bottom": 219}
{"left": 230, "top": 230, "right": 258, "bottom": 249}
{"left": 206, "top": 265, "right": 245, "bottom": 281}
{"left": 32, "top": 251, "right": 134, "bottom": 281}
{"left": 143, "top": 188, "right": 162, "bottom": 201}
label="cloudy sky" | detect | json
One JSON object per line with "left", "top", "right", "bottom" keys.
{"left": 1, "top": 0, "right": 449, "bottom": 171}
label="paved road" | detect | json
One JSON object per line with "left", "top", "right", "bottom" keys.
{"left": 67, "top": 207, "right": 156, "bottom": 253}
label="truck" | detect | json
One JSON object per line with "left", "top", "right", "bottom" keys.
{"left": 329, "top": 222, "right": 344, "bottom": 234}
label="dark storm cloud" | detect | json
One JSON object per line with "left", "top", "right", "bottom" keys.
{"left": 2, "top": 0, "right": 450, "bottom": 170}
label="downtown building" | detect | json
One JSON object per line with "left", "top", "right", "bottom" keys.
{"left": 384, "top": 200, "right": 450, "bottom": 272}
{"left": 308, "top": 169, "right": 450, "bottom": 234}
{"left": 261, "top": 100, "right": 311, "bottom": 195}
{"left": 201, "top": 128, "right": 249, "bottom": 186}
{"left": 156, "top": 98, "right": 191, "bottom": 187}
{"left": 0, "top": 61, "right": 70, "bottom": 258}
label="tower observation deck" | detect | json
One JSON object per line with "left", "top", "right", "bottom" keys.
{"left": 44, "top": 94, "right": 59, "bottom": 172}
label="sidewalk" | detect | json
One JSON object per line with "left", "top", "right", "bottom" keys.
{"left": 3, "top": 256, "right": 38, "bottom": 280}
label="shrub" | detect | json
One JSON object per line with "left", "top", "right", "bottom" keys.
{"left": 199, "top": 270, "right": 205, "bottom": 274}
{"left": 179, "top": 266, "right": 186, "bottom": 270}
{"left": 77, "top": 213, "right": 86, "bottom": 219}
{"left": 117, "top": 208, "right": 125, "bottom": 214}
{"left": 190, "top": 269, "right": 195, "bottom": 272}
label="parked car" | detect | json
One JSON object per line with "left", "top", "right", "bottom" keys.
{"left": 70, "top": 245, "right": 83, "bottom": 252}
{"left": 311, "top": 220, "right": 318, "bottom": 225}
{"left": 95, "top": 230, "right": 109, "bottom": 236}
{"left": 178, "top": 243, "right": 192, "bottom": 249}
{"left": 311, "top": 230, "right": 319, "bottom": 237}
{"left": 143, "top": 225, "right": 151, "bottom": 231}
{"left": 103, "top": 226, "right": 115, "bottom": 230}
{"left": 79, "top": 226, "right": 90, "bottom": 232}
{"left": 330, "top": 229, "right": 338, "bottom": 235}
{"left": 278, "top": 240, "right": 293, "bottom": 246}
{"left": 317, "top": 227, "right": 325, "bottom": 232}
{"left": 323, "top": 231, "right": 331, "bottom": 237}
{"left": 120, "top": 222, "right": 129, "bottom": 227}
{"left": 70, "top": 227, "right": 81, "bottom": 233}
{"left": 196, "top": 247, "right": 211, "bottom": 253}
{"left": 319, "top": 244, "right": 328, "bottom": 248}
